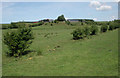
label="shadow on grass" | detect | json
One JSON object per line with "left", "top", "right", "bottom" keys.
{"left": 6, "top": 50, "right": 36, "bottom": 57}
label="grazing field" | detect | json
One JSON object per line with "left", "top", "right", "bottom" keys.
{"left": 2, "top": 23, "right": 118, "bottom": 76}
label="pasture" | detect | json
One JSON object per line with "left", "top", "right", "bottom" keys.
{"left": 2, "top": 22, "right": 118, "bottom": 76}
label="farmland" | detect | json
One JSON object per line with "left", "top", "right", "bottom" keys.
{"left": 2, "top": 22, "right": 118, "bottom": 76}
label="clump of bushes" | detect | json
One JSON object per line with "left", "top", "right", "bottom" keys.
{"left": 72, "top": 26, "right": 98, "bottom": 40}
{"left": 84, "top": 26, "right": 91, "bottom": 37}
{"left": 90, "top": 26, "right": 98, "bottom": 35}
{"left": 101, "top": 25, "right": 108, "bottom": 32}
{"left": 54, "top": 20, "right": 59, "bottom": 24}
{"left": 113, "top": 22, "right": 120, "bottom": 29}
{"left": 71, "top": 27, "right": 85, "bottom": 40}
{"left": 3, "top": 24, "right": 34, "bottom": 57}
{"left": 109, "top": 22, "right": 114, "bottom": 30}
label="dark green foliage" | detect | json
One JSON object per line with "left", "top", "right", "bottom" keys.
{"left": 81, "top": 22, "right": 84, "bottom": 25}
{"left": 3, "top": 25, "right": 34, "bottom": 57}
{"left": 38, "top": 21, "right": 44, "bottom": 26}
{"left": 51, "top": 23, "right": 53, "bottom": 26}
{"left": 72, "top": 25, "right": 99, "bottom": 40}
{"left": 109, "top": 22, "right": 114, "bottom": 30}
{"left": 114, "top": 19, "right": 120, "bottom": 23}
{"left": 72, "top": 27, "right": 85, "bottom": 40}
{"left": 113, "top": 22, "right": 120, "bottom": 29}
{"left": 90, "top": 26, "right": 98, "bottom": 35}
{"left": 9, "top": 22, "right": 25, "bottom": 29}
{"left": 30, "top": 21, "right": 44, "bottom": 27}
{"left": 85, "top": 21, "right": 94, "bottom": 25}
{"left": 2, "top": 24, "right": 10, "bottom": 29}
{"left": 101, "top": 25, "right": 108, "bottom": 32}
{"left": 57, "top": 15, "right": 66, "bottom": 21}
{"left": 10, "top": 22, "right": 18, "bottom": 28}
{"left": 54, "top": 20, "right": 59, "bottom": 24}
{"left": 109, "top": 21, "right": 120, "bottom": 30}
{"left": 84, "top": 26, "right": 91, "bottom": 37}
{"left": 65, "top": 20, "right": 70, "bottom": 25}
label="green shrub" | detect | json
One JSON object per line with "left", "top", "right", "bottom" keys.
{"left": 101, "top": 25, "right": 108, "bottom": 32}
{"left": 109, "top": 23, "right": 114, "bottom": 30}
{"left": 84, "top": 26, "right": 91, "bottom": 37}
{"left": 72, "top": 27, "right": 85, "bottom": 40}
{"left": 51, "top": 23, "right": 53, "bottom": 26}
{"left": 38, "top": 21, "right": 44, "bottom": 26}
{"left": 90, "top": 26, "right": 98, "bottom": 35}
{"left": 114, "top": 22, "right": 120, "bottom": 29}
{"left": 65, "top": 20, "right": 70, "bottom": 25}
{"left": 3, "top": 25, "right": 34, "bottom": 57}
{"left": 54, "top": 20, "right": 59, "bottom": 24}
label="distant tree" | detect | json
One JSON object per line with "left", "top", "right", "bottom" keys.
{"left": 57, "top": 15, "right": 66, "bottom": 21}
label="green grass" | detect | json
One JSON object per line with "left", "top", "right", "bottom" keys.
{"left": 2, "top": 23, "right": 118, "bottom": 76}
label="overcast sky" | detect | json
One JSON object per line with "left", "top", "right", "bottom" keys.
{"left": 2, "top": 1, "right": 118, "bottom": 23}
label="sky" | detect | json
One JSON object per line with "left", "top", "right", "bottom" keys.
{"left": 1, "top": 1, "right": 118, "bottom": 23}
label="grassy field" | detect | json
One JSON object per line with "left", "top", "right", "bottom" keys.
{"left": 2, "top": 23, "right": 118, "bottom": 76}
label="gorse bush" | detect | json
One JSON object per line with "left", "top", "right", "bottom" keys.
{"left": 90, "top": 26, "right": 98, "bottom": 35}
{"left": 101, "top": 25, "right": 108, "bottom": 32}
{"left": 3, "top": 24, "right": 34, "bottom": 57}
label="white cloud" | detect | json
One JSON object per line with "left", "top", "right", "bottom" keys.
{"left": 96, "top": 5, "right": 112, "bottom": 11}
{"left": 90, "top": 1, "right": 101, "bottom": 7}
{"left": 90, "top": 1, "right": 112, "bottom": 11}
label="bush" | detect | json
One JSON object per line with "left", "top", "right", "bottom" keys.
{"left": 101, "top": 25, "right": 108, "bottom": 32}
{"left": 84, "top": 26, "right": 91, "bottom": 37}
{"left": 54, "top": 20, "right": 59, "bottom": 24}
{"left": 51, "top": 23, "right": 53, "bottom": 26}
{"left": 109, "top": 23, "right": 114, "bottom": 30}
{"left": 65, "top": 20, "right": 70, "bottom": 25}
{"left": 3, "top": 25, "right": 34, "bottom": 57}
{"left": 114, "top": 22, "right": 120, "bottom": 29}
{"left": 72, "top": 27, "right": 85, "bottom": 40}
{"left": 90, "top": 26, "right": 98, "bottom": 35}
